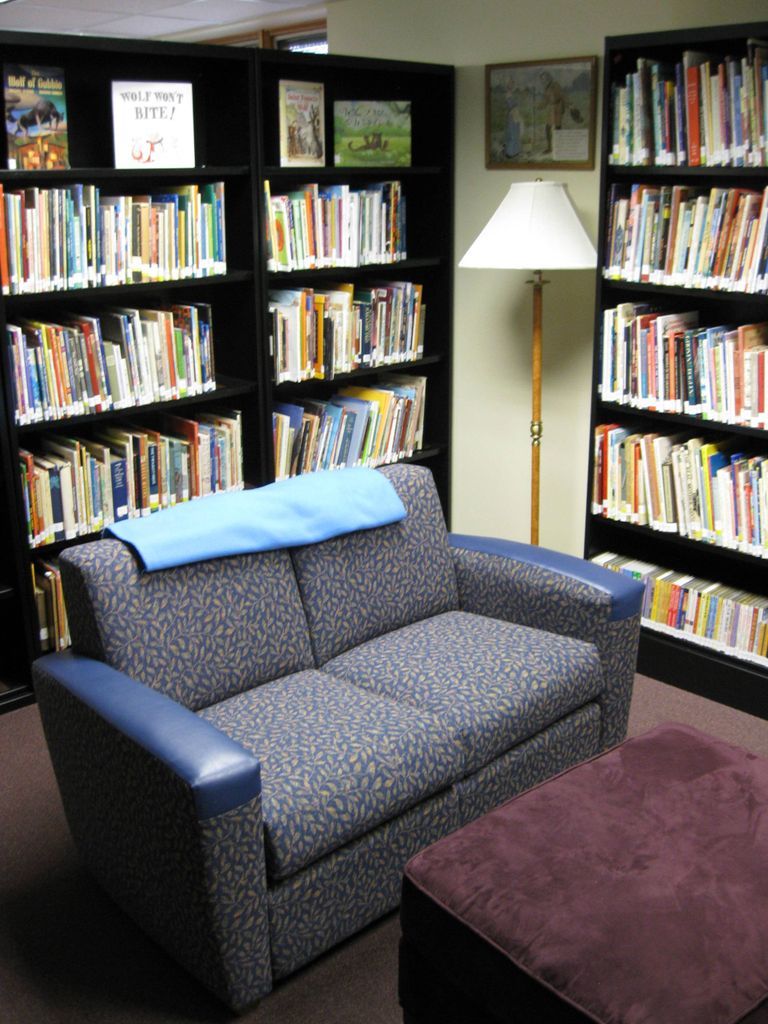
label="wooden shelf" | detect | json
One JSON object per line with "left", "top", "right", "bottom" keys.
{"left": 264, "top": 165, "right": 446, "bottom": 179}
{"left": 16, "top": 375, "right": 258, "bottom": 435}
{"left": 4, "top": 271, "right": 254, "bottom": 306}
{"left": 0, "top": 166, "right": 251, "bottom": 182}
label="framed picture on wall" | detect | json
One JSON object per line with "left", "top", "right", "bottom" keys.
{"left": 486, "top": 56, "right": 597, "bottom": 170}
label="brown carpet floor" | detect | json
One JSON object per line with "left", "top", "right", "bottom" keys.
{"left": 1, "top": 673, "right": 766, "bottom": 1023}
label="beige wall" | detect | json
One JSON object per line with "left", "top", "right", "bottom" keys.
{"left": 328, "top": 0, "right": 767, "bottom": 553}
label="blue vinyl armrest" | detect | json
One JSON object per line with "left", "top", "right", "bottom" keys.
{"left": 34, "top": 651, "right": 261, "bottom": 820}
{"left": 449, "top": 534, "right": 644, "bottom": 622}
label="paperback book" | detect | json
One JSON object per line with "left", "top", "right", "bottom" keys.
{"left": 279, "top": 80, "right": 325, "bottom": 167}
{"left": 4, "top": 63, "right": 69, "bottom": 170}
{"left": 111, "top": 81, "right": 195, "bottom": 169}
{"left": 334, "top": 100, "right": 412, "bottom": 167}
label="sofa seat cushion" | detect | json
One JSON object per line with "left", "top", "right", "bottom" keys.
{"left": 324, "top": 611, "right": 604, "bottom": 775}
{"left": 197, "top": 670, "right": 465, "bottom": 881}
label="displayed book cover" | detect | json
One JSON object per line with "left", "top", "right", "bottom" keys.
{"left": 279, "top": 80, "right": 325, "bottom": 167}
{"left": 334, "top": 100, "right": 411, "bottom": 167}
{"left": 4, "top": 63, "right": 69, "bottom": 170}
{"left": 111, "top": 81, "right": 195, "bottom": 169}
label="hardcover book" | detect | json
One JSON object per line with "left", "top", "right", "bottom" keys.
{"left": 111, "top": 81, "right": 195, "bottom": 169}
{"left": 279, "top": 80, "right": 325, "bottom": 167}
{"left": 4, "top": 63, "right": 69, "bottom": 170}
{"left": 334, "top": 100, "right": 412, "bottom": 167}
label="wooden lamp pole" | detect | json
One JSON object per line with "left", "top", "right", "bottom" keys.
{"left": 459, "top": 182, "right": 595, "bottom": 547}
{"left": 528, "top": 270, "right": 546, "bottom": 546}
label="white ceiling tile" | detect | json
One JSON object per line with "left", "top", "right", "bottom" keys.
{"left": 0, "top": 4, "right": 119, "bottom": 30}
{"left": 5, "top": 0, "right": 164, "bottom": 11}
{"left": 0, "top": 0, "right": 324, "bottom": 39}
{"left": 80, "top": 13, "right": 215, "bottom": 35}
{"left": 164, "top": 0, "right": 282, "bottom": 18}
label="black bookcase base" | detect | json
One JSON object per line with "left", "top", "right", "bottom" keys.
{"left": 637, "top": 629, "right": 768, "bottom": 722}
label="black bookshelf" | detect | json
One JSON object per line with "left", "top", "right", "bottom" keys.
{"left": 0, "top": 31, "right": 267, "bottom": 709}
{"left": 253, "top": 49, "right": 454, "bottom": 515}
{"left": 0, "top": 37, "right": 455, "bottom": 710}
{"left": 585, "top": 23, "right": 768, "bottom": 719}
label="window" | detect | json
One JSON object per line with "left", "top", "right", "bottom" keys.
{"left": 266, "top": 22, "right": 328, "bottom": 53}
{"left": 212, "top": 20, "right": 328, "bottom": 53}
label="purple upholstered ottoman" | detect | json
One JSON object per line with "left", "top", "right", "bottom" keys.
{"left": 400, "top": 724, "right": 768, "bottom": 1024}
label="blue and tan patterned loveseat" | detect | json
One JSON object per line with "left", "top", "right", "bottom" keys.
{"left": 32, "top": 464, "right": 643, "bottom": 1012}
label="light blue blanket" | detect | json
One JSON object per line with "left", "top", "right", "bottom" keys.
{"left": 104, "top": 468, "right": 406, "bottom": 571}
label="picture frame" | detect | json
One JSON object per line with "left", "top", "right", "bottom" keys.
{"left": 485, "top": 56, "right": 597, "bottom": 170}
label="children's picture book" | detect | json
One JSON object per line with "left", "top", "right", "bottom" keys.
{"left": 111, "top": 81, "right": 195, "bottom": 169}
{"left": 4, "top": 63, "right": 69, "bottom": 170}
{"left": 334, "top": 100, "right": 411, "bottom": 167}
{"left": 279, "top": 80, "right": 325, "bottom": 167}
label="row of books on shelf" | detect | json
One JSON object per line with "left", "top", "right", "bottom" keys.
{"left": 9, "top": 302, "right": 216, "bottom": 425}
{"left": 273, "top": 375, "right": 426, "bottom": 479}
{"left": 0, "top": 181, "right": 226, "bottom": 296}
{"left": 604, "top": 182, "right": 768, "bottom": 294}
{"left": 599, "top": 303, "right": 768, "bottom": 427}
{"left": 592, "top": 551, "right": 768, "bottom": 667}
{"left": 269, "top": 280, "right": 425, "bottom": 383}
{"left": 20, "top": 409, "right": 242, "bottom": 548}
{"left": 593, "top": 423, "right": 768, "bottom": 557}
{"left": 609, "top": 44, "right": 768, "bottom": 169}
{"left": 264, "top": 179, "right": 406, "bottom": 272}
{"left": 33, "top": 558, "right": 69, "bottom": 653}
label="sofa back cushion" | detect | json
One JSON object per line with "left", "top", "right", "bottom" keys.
{"left": 60, "top": 540, "right": 316, "bottom": 710}
{"left": 290, "top": 465, "right": 460, "bottom": 665}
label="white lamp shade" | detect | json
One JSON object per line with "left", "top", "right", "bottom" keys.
{"left": 459, "top": 180, "right": 596, "bottom": 270}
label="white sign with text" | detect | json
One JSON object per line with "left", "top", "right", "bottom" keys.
{"left": 112, "top": 80, "right": 195, "bottom": 168}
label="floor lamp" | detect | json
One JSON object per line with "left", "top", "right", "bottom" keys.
{"left": 459, "top": 180, "right": 596, "bottom": 545}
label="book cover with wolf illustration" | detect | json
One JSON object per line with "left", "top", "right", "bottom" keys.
{"left": 334, "top": 100, "right": 411, "bottom": 168}
{"left": 111, "top": 81, "right": 195, "bottom": 169}
{"left": 279, "top": 80, "right": 325, "bottom": 168}
{"left": 4, "top": 63, "right": 69, "bottom": 170}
